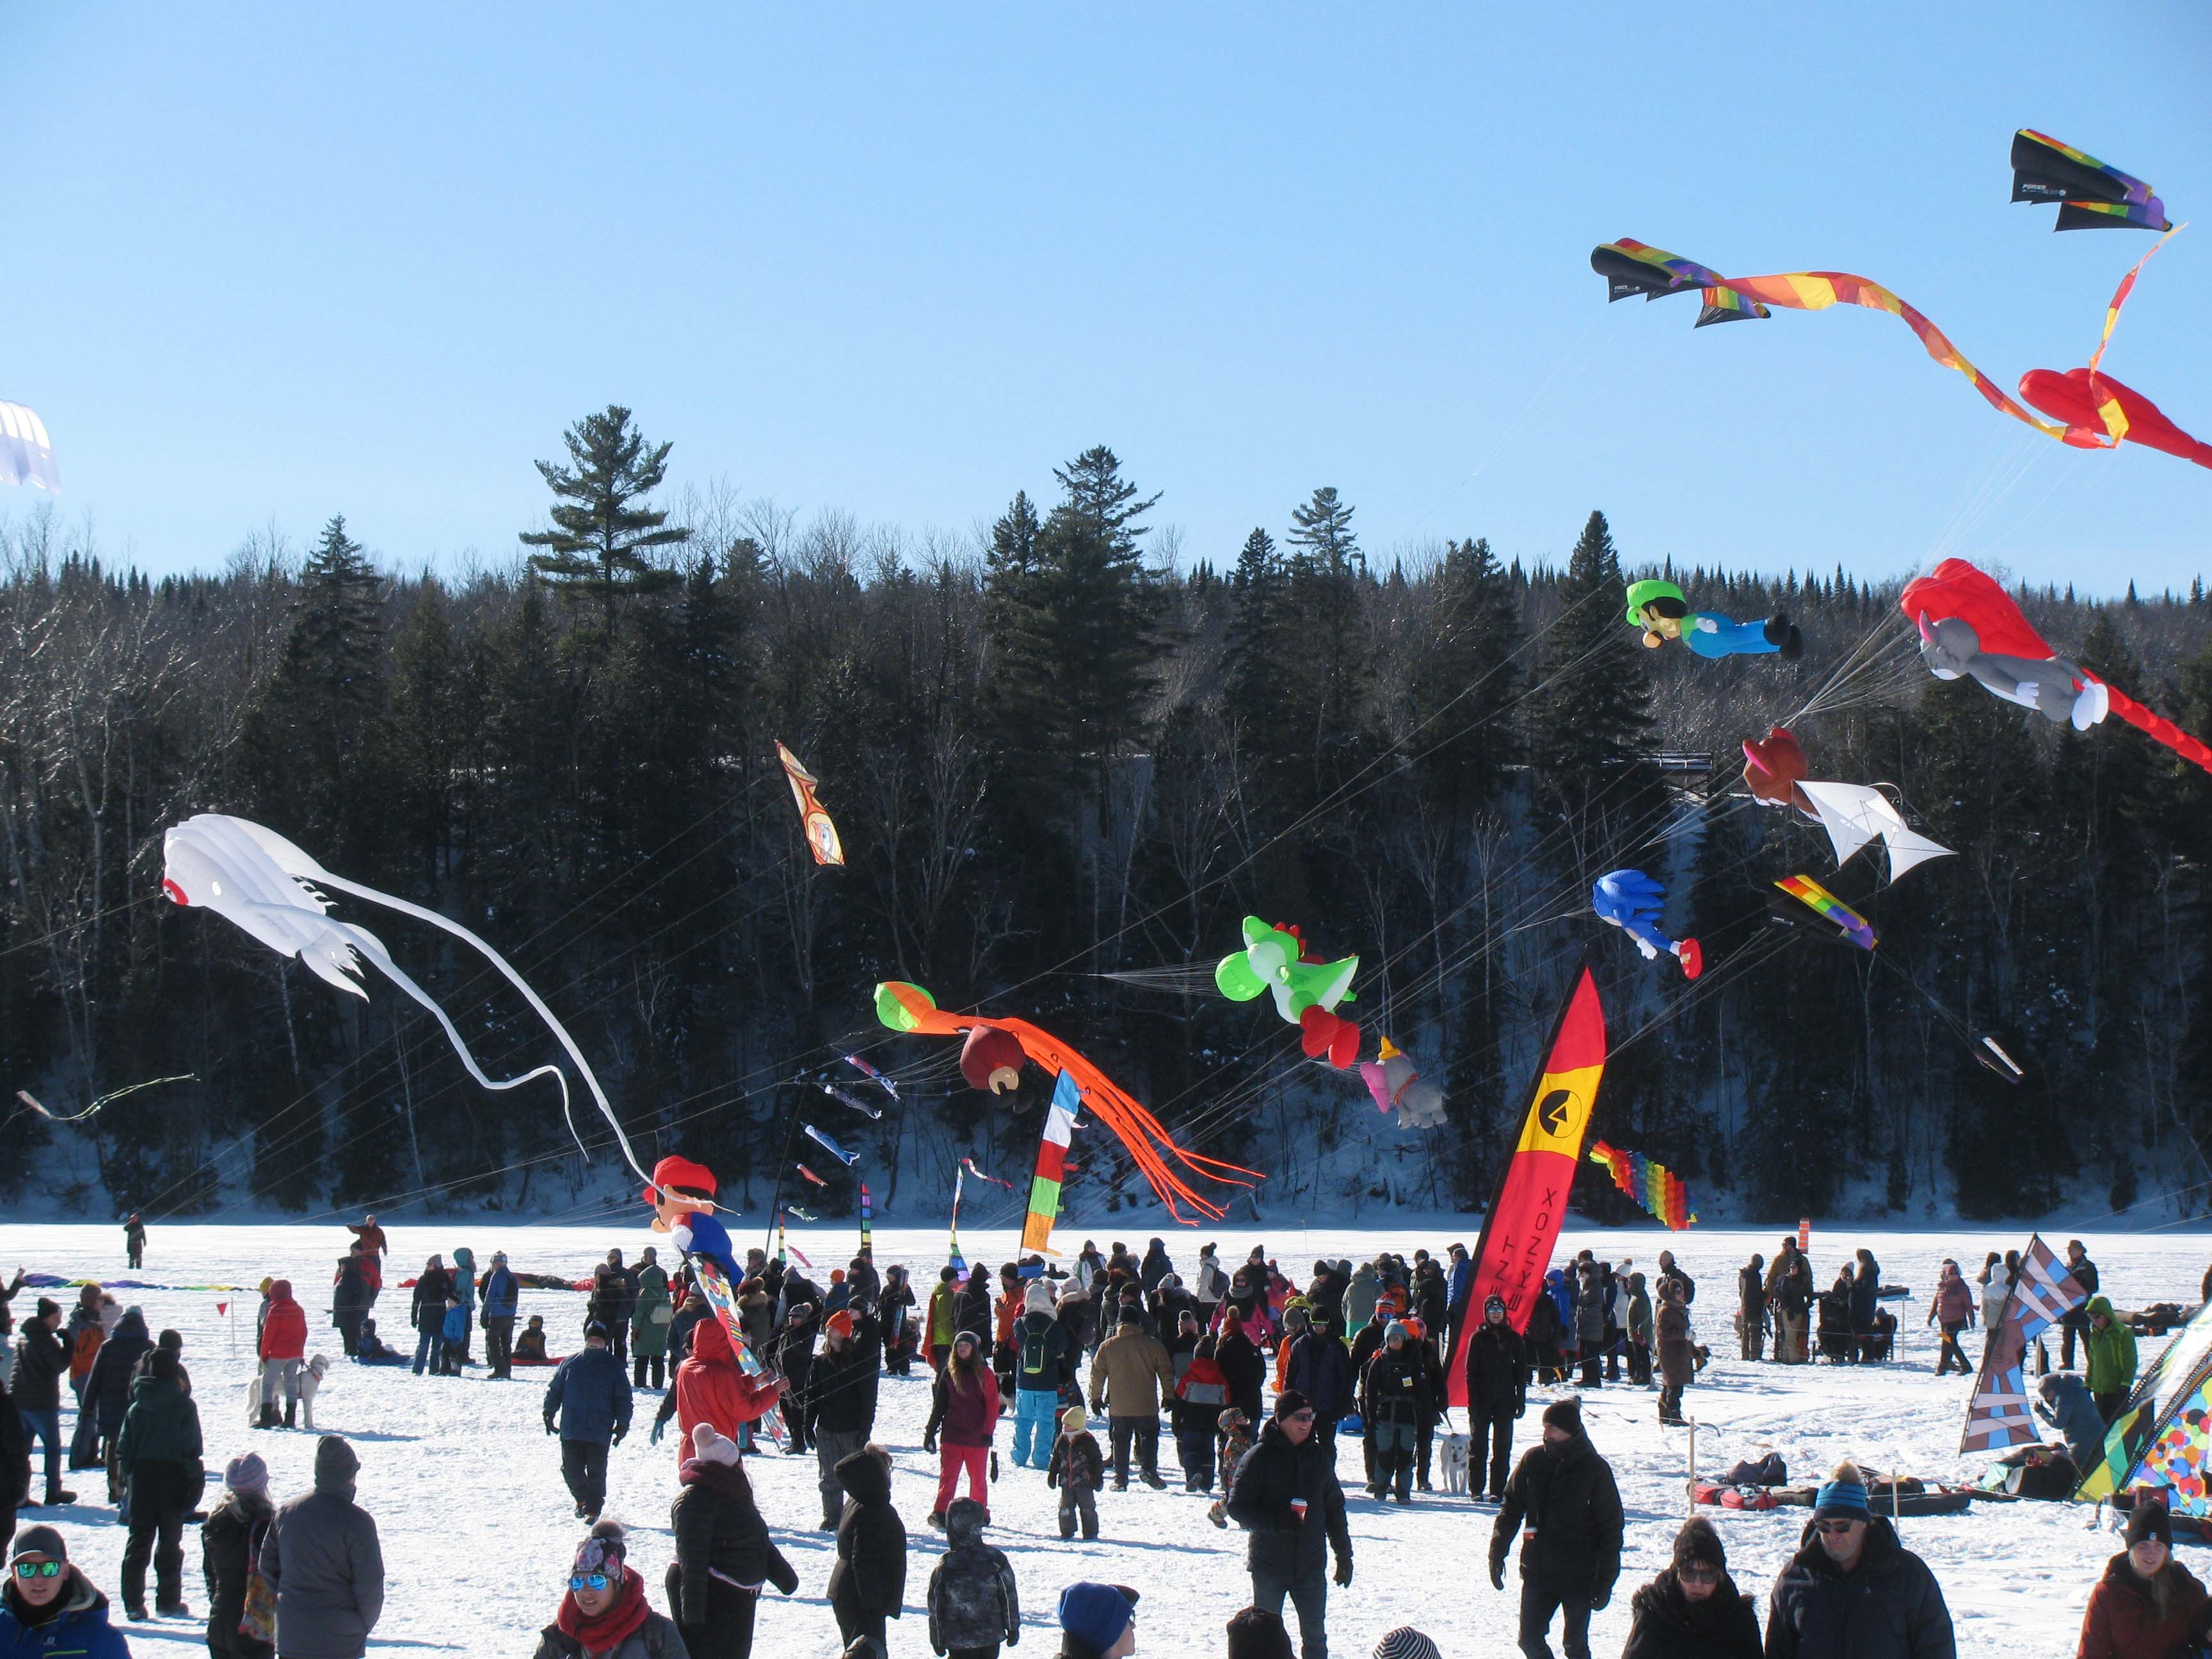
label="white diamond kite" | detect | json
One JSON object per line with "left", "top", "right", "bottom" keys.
{"left": 0, "top": 401, "right": 58, "bottom": 491}
{"left": 1797, "top": 781, "right": 1954, "bottom": 883}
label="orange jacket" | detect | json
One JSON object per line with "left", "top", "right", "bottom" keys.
{"left": 673, "top": 1315, "right": 782, "bottom": 1463}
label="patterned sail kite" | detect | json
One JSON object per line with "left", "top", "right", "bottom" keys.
{"left": 2010, "top": 129, "right": 2172, "bottom": 233}
{"left": 1770, "top": 874, "right": 1877, "bottom": 951}
{"left": 2079, "top": 1301, "right": 2212, "bottom": 1511}
{"left": 1445, "top": 965, "right": 1607, "bottom": 1408}
{"left": 775, "top": 740, "right": 845, "bottom": 867}
{"left": 1962, "top": 1234, "right": 2087, "bottom": 1453}
{"left": 875, "top": 980, "right": 1260, "bottom": 1223}
{"left": 1587, "top": 1140, "right": 1694, "bottom": 1230}
{"left": 1021, "top": 1070, "right": 1081, "bottom": 1255}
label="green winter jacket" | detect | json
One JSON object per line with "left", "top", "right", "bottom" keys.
{"left": 631, "top": 1263, "right": 673, "bottom": 1358}
{"left": 2085, "top": 1297, "right": 2138, "bottom": 1397}
{"left": 116, "top": 1372, "right": 204, "bottom": 1469}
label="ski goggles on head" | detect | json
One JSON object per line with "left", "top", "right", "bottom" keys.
{"left": 570, "top": 1571, "right": 613, "bottom": 1592}
{"left": 12, "top": 1560, "right": 62, "bottom": 1580}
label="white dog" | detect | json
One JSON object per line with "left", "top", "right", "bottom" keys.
{"left": 298, "top": 1354, "right": 330, "bottom": 1431}
{"left": 1439, "top": 1432, "right": 1471, "bottom": 1496}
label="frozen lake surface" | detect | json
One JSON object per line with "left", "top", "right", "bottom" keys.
{"left": 6, "top": 1217, "right": 2206, "bottom": 1657}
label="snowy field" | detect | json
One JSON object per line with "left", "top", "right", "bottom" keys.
{"left": 6, "top": 1218, "right": 2208, "bottom": 1658}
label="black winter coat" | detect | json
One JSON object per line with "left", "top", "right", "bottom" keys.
{"left": 409, "top": 1267, "right": 449, "bottom": 1330}
{"left": 1226, "top": 1420, "right": 1352, "bottom": 1580}
{"left": 12, "top": 1321, "right": 66, "bottom": 1412}
{"left": 1464, "top": 1322, "right": 1526, "bottom": 1419}
{"left": 926, "top": 1506, "right": 1020, "bottom": 1653}
{"left": 828, "top": 1450, "right": 906, "bottom": 1623}
{"left": 1765, "top": 1518, "right": 1955, "bottom": 1659}
{"left": 1048, "top": 1430, "right": 1103, "bottom": 1492}
{"left": 1215, "top": 1330, "right": 1266, "bottom": 1427}
{"left": 669, "top": 1458, "right": 797, "bottom": 1633}
{"left": 201, "top": 1493, "right": 276, "bottom": 1659}
{"left": 1623, "top": 1570, "right": 1762, "bottom": 1659}
{"left": 0, "top": 1384, "right": 28, "bottom": 1508}
{"left": 804, "top": 1342, "right": 878, "bottom": 1439}
{"left": 1360, "top": 1343, "right": 1432, "bottom": 1427}
{"left": 1491, "top": 1432, "right": 1624, "bottom": 1597}
{"left": 83, "top": 1310, "right": 152, "bottom": 1434}
{"left": 1285, "top": 1331, "right": 1354, "bottom": 1422}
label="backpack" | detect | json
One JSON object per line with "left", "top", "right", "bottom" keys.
{"left": 1018, "top": 1322, "right": 1059, "bottom": 1384}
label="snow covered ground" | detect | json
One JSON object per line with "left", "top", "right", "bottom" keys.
{"left": 4, "top": 1218, "right": 2206, "bottom": 1658}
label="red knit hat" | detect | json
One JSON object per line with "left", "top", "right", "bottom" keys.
{"left": 646, "top": 1155, "right": 717, "bottom": 1206}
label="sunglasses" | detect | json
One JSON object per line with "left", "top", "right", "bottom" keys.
{"left": 1285, "top": 1410, "right": 1316, "bottom": 1423}
{"left": 569, "top": 1573, "right": 613, "bottom": 1592}
{"left": 1678, "top": 1565, "right": 1722, "bottom": 1583}
{"left": 1814, "top": 1519, "right": 1864, "bottom": 1536}
{"left": 12, "top": 1561, "right": 62, "bottom": 1580}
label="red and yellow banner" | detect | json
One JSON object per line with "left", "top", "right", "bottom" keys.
{"left": 1447, "top": 965, "right": 1607, "bottom": 1408}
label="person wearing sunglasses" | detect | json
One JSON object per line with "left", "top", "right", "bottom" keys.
{"left": 1766, "top": 1461, "right": 1955, "bottom": 1658}
{"left": 533, "top": 1522, "right": 686, "bottom": 1659}
{"left": 1488, "top": 1398, "right": 1622, "bottom": 1659}
{"left": 1, "top": 1527, "right": 130, "bottom": 1658}
{"left": 1619, "top": 1516, "right": 1760, "bottom": 1658}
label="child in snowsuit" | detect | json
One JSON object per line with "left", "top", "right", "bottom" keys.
{"left": 438, "top": 1299, "right": 467, "bottom": 1375}
{"left": 1046, "top": 1405, "right": 1103, "bottom": 1541}
{"left": 1626, "top": 1272, "right": 1653, "bottom": 1387}
{"left": 1171, "top": 1335, "right": 1230, "bottom": 1493}
{"left": 829, "top": 1443, "right": 907, "bottom": 1652}
{"left": 925, "top": 1496, "right": 1020, "bottom": 1659}
{"left": 513, "top": 1315, "right": 550, "bottom": 1364}
{"left": 1208, "top": 1407, "right": 1254, "bottom": 1529}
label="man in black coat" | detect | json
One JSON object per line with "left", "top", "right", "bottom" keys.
{"left": 1226, "top": 1390, "right": 1351, "bottom": 1659}
{"left": 1765, "top": 1463, "right": 1955, "bottom": 1658}
{"left": 1283, "top": 1317, "right": 1354, "bottom": 1455}
{"left": 541, "top": 1324, "right": 632, "bottom": 1524}
{"left": 1215, "top": 1324, "right": 1267, "bottom": 1431}
{"left": 1737, "top": 1255, "right": 1768, "bottom": 1363}
{"left": 1359, "top": 1322, "right": 1432, "bottom": 1503}
{"left": 1489, "top": 1397, "right": 1623, "bottom": 1659}
{"left": 12, "top": 1300, "right": 72, "bottom": 1506}
{"left": 803, "top": 1310, "right": 879, "bottom": 1530}
{"left": 2059, "top": 1240, "right": 2099, "bottom": 1370}
{"left": 1464, "top": 1294, "right": 1527, "bottom": 1502}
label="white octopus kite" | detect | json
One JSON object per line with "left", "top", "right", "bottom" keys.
{"left": 161, "top": 814, "right": 645, "bottom": 1180}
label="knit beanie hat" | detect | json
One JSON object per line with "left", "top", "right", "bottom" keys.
{"left": 824, "top": 1310, "right": 854, "bottom": 1341}
{"left": 1541, "top": 1397, "right": 1583, "bottom": 1436}
{"left": 1672, "top": 1516, "right": 1726, "bottom": 1573}
{"left": 1274, "top": 1388, "right": 1312, "bottom": 1421}
{"left": 225, "top": 1453, "right": 270, "bottom": 1495}
{"left": 691, "top": 1423, "right": 741, "bottom": 1466}
{"left": 1484, "top": 1293, "right": 1507, "bottom": 1317}
{"left": 1058, "top": 1582, "right": 1139, "bottom": 1653}
{"left": 2128, "top": 1496, "right": 2174, "bottom": 1548}
{"left": 1813, "top": 1461, "right": 1873, "bottom": 1521}
{"left": 35, "top": 1297, "right": 58, "bottom": 1320}
{"left": 1373, "top": 1630, "right": 1443, "bottom": 1659}
{"left": 1061, "top": 1404, "right": 1088, "bottom": 1433}
{"left": 1026, "top": 1280, "right": 1055, "bottom": 1315}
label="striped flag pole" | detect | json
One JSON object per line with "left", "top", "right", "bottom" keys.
{"left": 859, "top": 1182, "right": 874, "bottom": 1263}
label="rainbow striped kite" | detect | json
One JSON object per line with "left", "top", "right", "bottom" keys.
{"left": 1587, "top": 1139, "right": 1695, "bottom": 1231}
{"left": 1022, "top": 1070, "right": 1080, "bottom": 1255}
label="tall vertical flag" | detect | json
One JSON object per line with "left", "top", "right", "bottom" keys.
{"left": 948, "top": 1164, "right": 967, "bottom": 1273}
{"left": 774, "top": 741, "right": 846, "bottom": 867}
{"left": 1022, "top": 1070, "right": 1081, "bottom": 1255}
{"left": 1447, "top": 965, "right": 1607, "bottom": 1409}
{"left": 859, "top": 1182, "right": 874, "bottom": 1263}
{"left": 1960, "top": 1233, "right": 2087, "bottom": 1453}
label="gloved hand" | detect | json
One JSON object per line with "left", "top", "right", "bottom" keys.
{"left": 1333, "top": 1557, "right": 1353, "bottom": 1589}
{"left": 923, "top": 1431, "right": 938, "bottom": 1454}
{"left": 611, "top": 1426, "right": 627, "bottom": 1448}
{"left": 1590, "top": 1583, "right": 1612, "bottom": 1612}
{"left": 543, "top": 1415, "right": 556, "bottom": 1437}
{"left": 1489, "top": 1558, "right": 1506, "bottom": 1592}
{"left": 649, "top": 1419, "right": 666, "bottom": 1447}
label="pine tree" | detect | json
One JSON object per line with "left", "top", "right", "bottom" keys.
{"left": 519, "top": 405, "right": 691, "bottom": 636}
{"left": 1281, "top": 487, "right": 1374, "bottom": 801}
{"left": 1407, "top": 536, "right": 1523, "bottom": 815}
{"left": 1523, "top": 510, "right": 1658, "bottom": 870}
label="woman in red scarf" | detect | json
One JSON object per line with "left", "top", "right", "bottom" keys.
{"left": 532, "top": 1523, "right": 687, "bottom": 1659}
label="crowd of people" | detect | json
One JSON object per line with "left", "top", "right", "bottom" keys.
{"left": 0, "top": 1222, "right": 2202, "bottom": 1658}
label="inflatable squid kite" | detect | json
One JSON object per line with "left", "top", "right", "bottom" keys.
{"left": 874, "top": 980, "right": 1262, "bottom": 1222}
{"left": 1215, "top": 917, "right": 1361, "bottom": 1068}
{"left": 1592, "top": 870, "right": 1702, "bottom": 979}
{"left": 163, "top": 814, "right": 646, "bottom": 1181}
{"left": 1901, "top": 559, "right": 2212, "bottom": 775}
{"left": 1627, "top": 579, "right": 1802, "bottom": 662}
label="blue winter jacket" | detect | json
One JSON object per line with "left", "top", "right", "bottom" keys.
{"left": 0, "top": 1571, "right": 133, "bottom": 1659}
{"left": 449, "top": 1248, "right": 477, "bottom": 1311}
{"left": 2036, "top": 1372, "right": 2108, "bottom": 1470}
{"left": 440, "top": 1305, "right": 467, "bottom": 1343}
{"left": 543, "top": 1346, "right": 632, "bottom": 1443}
{"left": 479, "top": 1265, "right": 519, "bottom": 1320}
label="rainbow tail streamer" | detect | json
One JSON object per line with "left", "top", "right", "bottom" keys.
{"left": 859, "top": 1182, "right": 874, "bottom": 1262}
{"left": 1587, "top": 1139, "right": 1696, "bottom": 1231}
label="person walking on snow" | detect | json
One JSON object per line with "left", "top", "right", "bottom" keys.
{"left": 407, "top": 1256, "right": 450, "bottom": 1376}
{"left": 1011, "top": 1279, "right": 1068, "bottom": 1470}
{"left": 922, "top": 1331, "right": 1000, "bottom": 1528}
{"left": 1657, "top": 1282, "right": 1694, "bottom": 1426}
{"left": 1463, "top": 1294, "right": 1527, "bottom": 1501}
{"left": 1489, "top": 1398, "right": 1623, "bottom": 1659}
{"left": 1736, "top": 1255, "right": 1767, "bottom": 1363}
{"left": 116, "top": 1346, "right": 203, "bottom": 1621}
{"left": 123, "top": 1214, "right": 146, "bottom": 1272}
{"left": 805, "top": 1311, "right": 879, "bottom": 1531}
{"left": 1927, "top": 1262, "right": 1974, "bottom": 1377}
{"left": 1765, "top": 1461, "right": 1954, "bottom": 1659}
{"left": 200, "top": 1453, "right": 275, "bottom": 1659}
{"left": 1359, "top": 1321, "right": 1431, "bottom": 1504}
{"left": 543, "top": 1322, "right": 632, "bottom": 1523}
{"left": 630, "top": 1248, "right": 672, "bottom": 1391}
{"left": 1049, "top": 1406, "right": 1105, "bottom": 1542}
{"left": 1227, "top": 1390, "right": 1351, "bottom": 1659}
{"left": 1089, "top": 1307, "right": 1175, "bottom": 1491}
{"left": 653, "top": 1310, "right": 783, "bottom": 1461}
{"left": 926, "top": 1496, "right": 1020, "bottom": 1659}
{"left": 828, "top": 1444, "right": 907, "bottom": 1653}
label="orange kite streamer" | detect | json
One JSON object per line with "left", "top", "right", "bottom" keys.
{"left": 873, "top": 980, "right": 1261, "bottom": 1222}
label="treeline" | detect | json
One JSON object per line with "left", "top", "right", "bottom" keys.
{"left": 6, "top": 406, "right": 2212, "bottom": 1228}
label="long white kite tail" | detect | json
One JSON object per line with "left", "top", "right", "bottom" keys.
{"left": 309, "top": 870, "right": 647, "bottom": 1184}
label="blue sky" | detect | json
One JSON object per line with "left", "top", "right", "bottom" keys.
{"left": 4, "top": 5, "right": 2208, "bottom": 593}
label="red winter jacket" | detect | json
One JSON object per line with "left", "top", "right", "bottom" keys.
{"left": 2078, "top": 1551, "right": 2210, "bottom": 1658}
{"left": 927, "top": 1363, "right": 1002, "bottom": 1449}
{"left": 259, "top": 1281, "right": 308, "bottom": 1361}
{"left": 673, "top": 1315, "right": 782, "bottom": 1463}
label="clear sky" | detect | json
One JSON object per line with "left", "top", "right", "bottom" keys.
{"left": 4, "top": 5, "right": 2208, "bottom": 593}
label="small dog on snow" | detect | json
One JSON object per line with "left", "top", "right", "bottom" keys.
{"left": 1439, "top": 1432, "right": 1471, "bottom": 1495}
{"left": 299, "top": 1354, "right": 330, "bottom": 1431}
